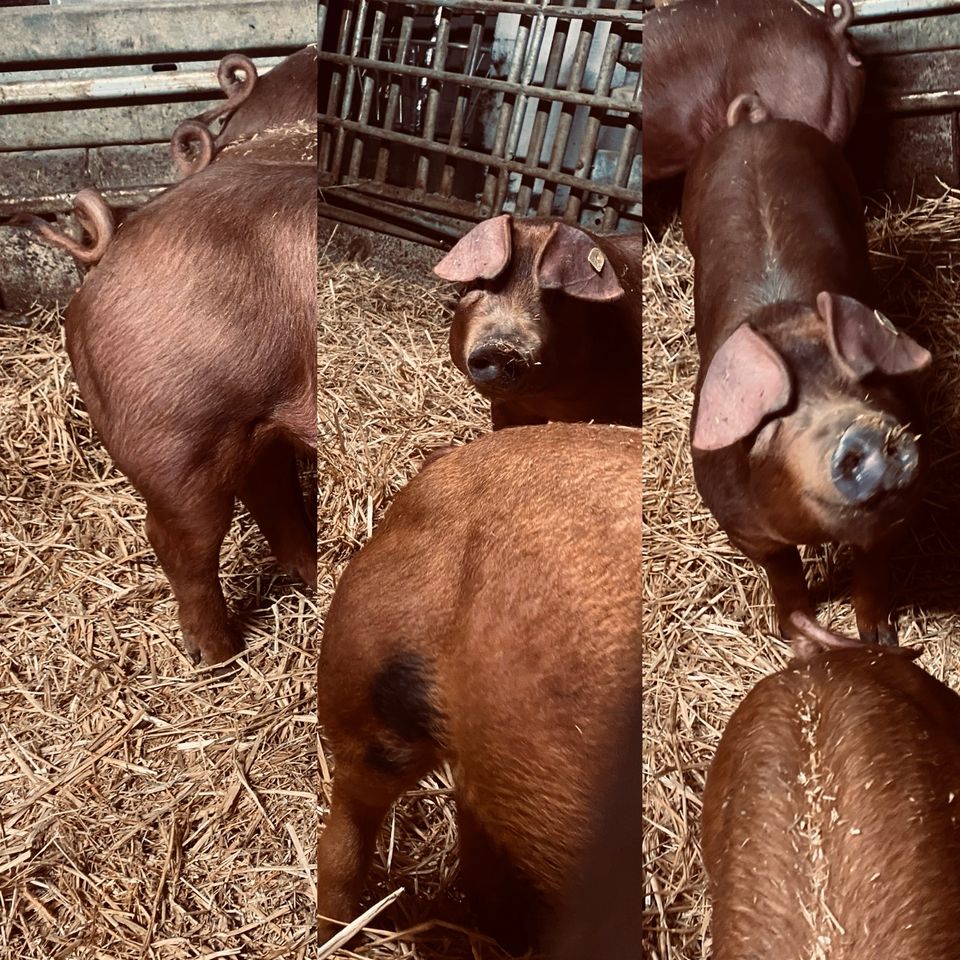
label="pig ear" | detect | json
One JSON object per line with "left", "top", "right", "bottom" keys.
{"left": 819, "top": 292, "right": 931, "bottom": 379}
{"left": 434, "top": 215, "right": 512, "bottom": 282}
{"left": 535, "top": 222, "right": 624, "bottom": 302}
{"left": 692, "top": 324, "right": 792, "bottom": 451}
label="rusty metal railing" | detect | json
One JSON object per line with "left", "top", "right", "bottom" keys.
{"left": 319, "top": 0, "right": 642, "bottom": 246}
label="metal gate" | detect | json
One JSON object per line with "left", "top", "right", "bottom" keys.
{"left": 318, "top": 0, "right": 642, "bottom": 247}
{"left": 848, "top": 0, "right": 960, "bottom": 198}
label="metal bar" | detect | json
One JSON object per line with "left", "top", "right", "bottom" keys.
{"left": 514, "top": 16, "right": 569, "bottom": 217}
{"left": 537, "top": 2, "right": 596, "bottom": 216}
{"left": 0, "top": 0, "right": 313, "bottom": 66}
{"left": 887, "top": 89, "right": 960, "bottom": 112}
{"left": 371, "top": 0, "right": 645, "bottom": 25}
{"left": 318, "top": 200, "right": 447, "bottom": 248}
{"left": 318, "top": 117, "right": 643, "bottom": 203}
{"left": 566, "top": 5, "right": 626, "bottom": 223}
{"left": 315, "top": 51, "right": 642, "bottom": 115}
{"left": 331, "top": 0, "right": 367, "bottom": 181}
{"left": 0, "top": 185, "right": 165, "bottom": 217}
{"left": 439, "top": 16, "right": 484, "bottom": 198}
{"left": 321, "top": 189, "right": 464, "bottom": 239}
{"left": 320, "top": 0, "right": 352, "bottom": 177}
{"left": 317, "top": 2, "right": 327, "bottom": 46}
{"left": 0, "top": 59, "right": 286, "bottom": 108}
{"left": 493, "top": 8, "right": 550, "bottom": 211}
{"left": 482, "top": 1, "right": 540, "bottom": 210}
{"left": 348, "top": 2, "right": 388, "bottom": 178}
{"left": 325, "top": 177, "right": 485, "bottom": 218}
{"left": 602, "top": 73, "right": 641, "bottom": 231}
{"left": 415, "top": 9, "right": 450, "bottom": 193}
{"left": 849, "top": 0, "right": 960, "bottom": 20}
{"left": 372, "top": 11, "right": 414, "bottom": 182}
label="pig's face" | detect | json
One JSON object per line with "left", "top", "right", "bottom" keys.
{"left": 436, "top": 215, "right": 625, "bottom": 398}
{"left": 693, "top": 293, "right": 931, "bottom": 545}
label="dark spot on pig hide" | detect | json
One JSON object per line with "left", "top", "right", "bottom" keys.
{"left": 371, "top": 651, "right": 443, "bottom": 744}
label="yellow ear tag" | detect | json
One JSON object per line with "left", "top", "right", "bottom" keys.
{"left": 587, "top": 247, "right": 605, "bottom": 273}
{"left": 875, "top": 310, "right": 900, "bottom": 335}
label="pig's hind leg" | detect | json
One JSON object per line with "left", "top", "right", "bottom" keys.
{"left": 238, "top": 436, "right": 316, "bottom": 588}
{"left": 131, "top": 423, "right": 273, "bottom": 665}
{"left": 456, "top": 803, "right": 545, "bottom": 952}
{"left": 317, "top": 669, "right": 441, "bottom": 942}
{"left": 143, "top": 476, "right": 240, "bottom": 665}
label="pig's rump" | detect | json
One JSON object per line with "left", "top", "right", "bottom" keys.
{"left": 704, "top": 648, "right": 960, "bottom": 959}
{"left": 644, "top": 0, "right": 863, "bottom": 181}
{"left": 318, "top": 423, "right": 643, "bottom": 945}
{"left": 65, "top": 156, "right": 316, "bottom": 495}
{"left": 218, "top": 46, "right": 318, "bottom": 146}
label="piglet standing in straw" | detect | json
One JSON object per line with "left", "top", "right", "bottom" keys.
{"left": 317, "top": 423, "right": 642, "bottom": 952}
{"left": 682, "top": 95, "right": 931, "bottom": 655}
{"left": 65, "top": 121, "right": 317, "bottom": 665}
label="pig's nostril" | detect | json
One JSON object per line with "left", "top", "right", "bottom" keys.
{"left": 882, "top": 429, "right": 920, "bottom": 493}
{"left": 466, "top": 345, "right": 528, "bottom": 385}
{"left": 837, "top": 448, "right": 864, "bottom": 477}
{"left": 831, "top": 421, "right": 920, "bottom": 504}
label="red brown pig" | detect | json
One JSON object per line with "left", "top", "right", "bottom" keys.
{"left": 434, "top": 215, "right": 642, "bottom": 429}
{"left": 65, "top": 120, "right": 317, "bottom": 665}
{"left": 644, "top": 0, "right": 864, "bottom": 182}
{"left": 12, "top": 188, "right": 115, "bottom": 266}
{"left": 317, "top": 423, "right": 642, "bottom": 952}
{"left": 171, "top": 46, "right": 318, "bottom": 177}
{"left": 682, "top": 109, "right": 930, "bottom": 652}
{"left": 704, "top": 645, "right": 960, "bottom": 959}
{"left": 546, "top": 689, "right": 642, "bottom": 960}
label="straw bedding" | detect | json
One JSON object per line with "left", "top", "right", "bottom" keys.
{"left": 643, "top": 189, "right": 960, "bottom": 959}
{"left": 12, "top": 191, "right": 952, "bottom": 959}
{"left": 1, "top": 301, "right": 316, "bottom": 956}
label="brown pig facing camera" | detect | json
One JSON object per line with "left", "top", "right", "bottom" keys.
{"left": 682, "top": 105, "right": 931, "bottom": 653}
{"left": 171, "top": 46, "right": 318, "bottom": 177}
{"left": 65, "top": 121, "right": 317, "bottom": 665}
{"left": 317, "top": 423, "right": 642, "bottom": 953}
{"left": 644, "top": 0, "right": 864, "bottom": 182}
{"left": 704, "top": 646, "right": 960, "bottom": 959}
{"left": 434, "top": 214, "right": 642, "bottom": 429}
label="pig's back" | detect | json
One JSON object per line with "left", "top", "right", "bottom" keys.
{"left": 704, "top": 648, "right": 960, "bottom": 960}
{"left": 645, "top": 0, "right": 860, "bottom": 179}
{"left": 322, "top": 423, "right": 642, "bottom": 900}
{"left": 683, "top": 118, "right": 872, "bottom": 349}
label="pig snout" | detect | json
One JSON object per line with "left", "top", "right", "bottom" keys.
{"left": 831, "top": 417, "right": 919, "bottom": 504}
{"left": 466, "top": 340, "right": 532, "bottom": 387}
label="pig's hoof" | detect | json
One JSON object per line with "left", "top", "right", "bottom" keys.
{"left": 859, "top": 621, "right": 898, "bottom": 647}
{"left": 182, "top": 625, "right": 244, "bottom": 666}
{"left": 200, "top": 633, "right": 244, "bottom": 665}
